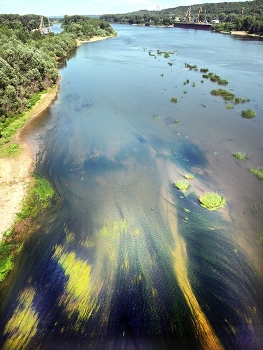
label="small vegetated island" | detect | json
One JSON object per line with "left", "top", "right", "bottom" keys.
{"left": 0, "top": 14, "right": 116, "bottom": 282}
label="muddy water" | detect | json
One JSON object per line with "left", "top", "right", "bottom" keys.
{"left": 0, "top": 25, "right": 263, "bottom": 349}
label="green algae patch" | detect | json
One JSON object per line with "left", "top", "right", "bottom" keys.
{"left": 232, "top": 151, "right": 248, "bottom": 160}
{"left": 199, "top": 192, "right": 226, "bottom": 211}
{"left": 174, "top": 179, "right": 190, "bottom": 191}
{"left": 53, "top": 245, "right": 96, "bottom": 325}
{"left": 3, "top": 287, "right": 39, "bottom": 350}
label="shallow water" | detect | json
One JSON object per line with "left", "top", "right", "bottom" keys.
{"left": 1, "top": 24, "right": 263, "bottom": 349}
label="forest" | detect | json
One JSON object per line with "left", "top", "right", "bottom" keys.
{"left": 0, "top": 15, "right": 115, "bottom": 144}
{"left": 100, "top": 0, "right": 263, "bottom": 34}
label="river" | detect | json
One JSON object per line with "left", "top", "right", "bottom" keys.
{"left": 0, "top": 24, "right": 263, "bottom": 350}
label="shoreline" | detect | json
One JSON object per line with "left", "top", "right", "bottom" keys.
{"left": 0, "top": 35, "right": 115, "bottom": 242}
{"left": 0, "top": 85, "right": 59, "bottom": 240}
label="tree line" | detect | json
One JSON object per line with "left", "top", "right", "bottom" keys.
{"left": 100, "top": 0, "right": 263, "bottom": 34}
{"left": 0, "top": 14, "right": 115, "bottom": 141}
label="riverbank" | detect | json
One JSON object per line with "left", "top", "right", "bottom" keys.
{"left": 0, "top": 85, "right": 59, "bottom": 241}
{"left": 76, "top": 34, "right": 117, "bottom": 47}
{"left": 0, "top": 35, "right": 116, "bottom": 242}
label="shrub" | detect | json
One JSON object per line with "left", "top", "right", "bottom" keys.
{"left": 199, "top": 192, "right": 226, "bottom": 210}
{"left": 1, "top": 143, "right": 20, "bottom": 157}
{"left": 241, "top": 109, "right": 256, "bottom": 118}
{"left": 174, "top": 180, "right": 190, "bottom": 191}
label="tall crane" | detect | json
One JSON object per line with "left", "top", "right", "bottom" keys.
{"left": 183, "top": 7, "right": 191, "bottom": 23}
{"left": 39, "top": 16, "right": 52, "bottom": 34}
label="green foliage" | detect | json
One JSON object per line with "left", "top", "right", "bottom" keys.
{"left": 232, "top": 151, "right": 248, "bottom": 160}
{"left": 226, "top": 104, "right": 234, "bottom": 109}
{"left": 249, "top": 167, "right": 263, "bottom": 180}
{"left": 171, "top": 97, "right": 178, "bottom": 103}
{"left": 174, "top": 179, "right": 190, "bottom": 191}
{"left": 235, "top": 97, "right": 249, "bottom": 104}
{"left": 241, "top": 109, "right": 256, "bottom": 118}
{"left": 211, "top": 89, "right": 235, "bottom": 101}
{"left": 61, "top": 16, "right": 117, "bottom": 40}
{"left": 185, "top": 63, "right": 198, "bottom": 70}
{"left": 199, "top": 192, "right": 226, "bottom": 210}
{"left": 1, "top": 143, "right": 20, "bottom": 157}
{"left": 18, "top": 175, "right": 54, "bottom": 219}
{"left": 200, "top": 68, "right": 209, "bottom": 73}
{"left": 0, "top": 244, "right": 14, "bottom": 282}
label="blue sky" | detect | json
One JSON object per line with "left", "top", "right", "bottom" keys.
{"left": 0, "top": 0, "right": 248, "bottom": 16}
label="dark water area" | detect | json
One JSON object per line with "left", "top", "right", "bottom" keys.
{"left": 1, "top": 25, "right": 263, "bottom": 349}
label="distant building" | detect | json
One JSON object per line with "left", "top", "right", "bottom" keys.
{"left": 211, "top": 19, "right": 220, "bottom": 24}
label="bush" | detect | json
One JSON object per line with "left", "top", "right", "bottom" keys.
{"left": 199, "top": 192, "right": 226, "bottom": 210}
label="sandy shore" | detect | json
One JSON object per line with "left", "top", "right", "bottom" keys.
{"left": 76, "top": 34, "right": 117, "bottom": 47}
{"left": 0, "top": 85, "right": 59, "bottom": 240}
{"left": 230, "top": 30, "right": 263, "bottom": 37}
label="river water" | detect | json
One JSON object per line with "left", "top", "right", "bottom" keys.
{"left": 1, "top": 24, "right": 263, "bottom": 350}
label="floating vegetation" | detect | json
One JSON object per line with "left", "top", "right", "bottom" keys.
{"left": 17, "top": 174, "right": 55, "bottom": 219}
{"left": 174, "top": 120, "right": 180, "bottom": 124}
{"left": 183, "top": 90, "right": 187, "bottom": 94}
{"left": 235, "top": 97, "right": 249, "bottom": 104}
{"left": 226, "top": 104, "right": 234, "bottom": 109}
{"left": 3, "top": 287, "right": 39, "bottom": 350}
{"left": 200, "top": 68, "right": 209, "bottom": 73}
{"left": 241, "top": 109, "right": 256, "bottom": 118}
{"left": 160, "top": 73, "right": 164, "bottom": 76}
{"left": 192, "top": 82, "right": 196, "bottom": 87}
{"left": 168, "top": 62, "right": 173, "bottom": 66}
{"left": 171, "top": 97, "right": 178, "bottom": 103}
{"left": 183, "top": 79, "right": 190, "bottom": 85}
{"left": 185, "top": 63, "right": 198, "bottom": 70}
{"left": 199, "top": 192, "right": 226, "bottom": 210}
{"left": 201, "top": 80, "right": 204, "bottom": 83}
{"left": 211, "top": 89, "right": 235, "bottom": 101}
{"left": 202, "top": 74, "right": 209, "bottom": 79}
{"left": 174, "top": 179, "right": 190, "bottom": 191}
{"left": 217, "top": 79, "right": 228, "bottom": 85}
{"left": 232, "top": 151, "right": 248, "bottom": 160}
{"left": 53, "top": 245, "right": 95, "bottom": 324}
{"left": 184, "top": 174, "right": 195, "bottom": 179}
{"left": 249, "top": 167, "right": 263, "bottom": 180}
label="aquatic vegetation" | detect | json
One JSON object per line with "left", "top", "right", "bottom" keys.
{"left": 226, "top": 104, "right": 234, "bottom": 109}
{"left": 164, "top": 52, "right": 170, "bottom": 58}
{"left": 174, "top": 179, "right": 190, "bottom": 191}
{"left": 171, "top": 97, "right": 178, "bottom": 103}
{"left": 200, "top": 68, "right": 209, "bottom": 73}
{"left": 241, "top": 109, "right": 256, "bottom": 118}
{"left": 184, "top": 174, "right": 195, "bottom": 179}
{"left": 217, "top": 79, "right": 228, "bottom": 85}
{"left": 232, "top": 151, "right": 248, "bottom": 160}
{"left": 235, "top": 96, "right": 249, "bottom": 104}
{"left": 18, "top": 174, "right": 54, "bottom": 219}
{"left": 211, "top": 89, "right": 234, "bottom": 101}
{"left": 183, "top": 79, "right": 190, "bottom": 85}
{"left": 1, "top": 143, "right": 20, "bottom": 157}
{"left": 199, "top": 192, "right": 226, "bottom": 210}
{"left": 3, "top": 287, "right": 39, "bottom": 350}
{"left": 53, "top": 246, "right": 95, "bottom": 324}
{"left": 249, "top": 167, "right": 263, "bottom": 180}
{"left": 185, "top": 63, "right": 198, "bottom": 70}
{"left": 202, "top": 74, "right": 209, "bottom": 79}
{"left": 192, "top": 82, "right": 196, "bottom": 87}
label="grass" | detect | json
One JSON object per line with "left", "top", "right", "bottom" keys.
{"left": 226, "top": 104, "right": 234, "bottom": 109}
{"left": 249, "top": 167, "right": 263, "bottom": 181}
{"left": 199, "top": 192, "right": 226, "bottom": 210}
{"left": 1, "top": 143, "right": 20, "bottom": 157}
{"left": 232, "top": 151, "right": 248, "bottom": 160}
{"left": 171, "top": 97, "right": 178, "bottom": 103}
{"left": 174, "top": 180, "right": 190, "bottom": 191}
{"left": 241, "top": 109, "right": 256, "bottom": 118}
{"left": 17, "top": 174, "right": 55, "bottom": 219}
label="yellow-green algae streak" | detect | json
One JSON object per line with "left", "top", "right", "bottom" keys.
{"left": 3, "top": 287, "right": 39, "bottom": 350}
{"left": 159, "top": 158, "right": 224, "bottom": 349}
